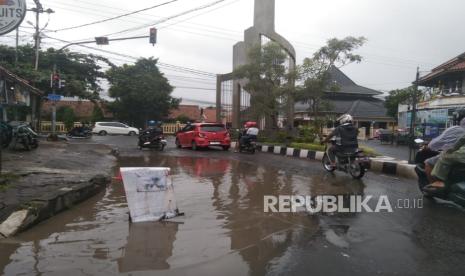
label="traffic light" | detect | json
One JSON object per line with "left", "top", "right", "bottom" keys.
{"left": 95, "top": 36, "right": 109, "bottom": 45}
{"left": 51, "top": 73, "right": 60, "bottom": 89}
{"left": 149, "top": 28, "right": 157, "bottom": 45}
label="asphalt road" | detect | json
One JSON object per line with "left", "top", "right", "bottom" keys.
{"left": 0, "top": 135, "right": 464, "bottom": 276}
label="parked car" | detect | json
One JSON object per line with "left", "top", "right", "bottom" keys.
{"left": 175, "top": 123, "right": 231, "bottom": 151}
{"left": 92, "top": 122, "right": 139, "bottom": 136}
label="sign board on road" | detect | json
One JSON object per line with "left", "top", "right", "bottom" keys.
{"left": 0, "top": 0, "right": 27, "bottom": 36}
{"left": 47, "top": 94, "right": 62, "bottom": 101}
{"left": 121, "top": 167, "right": 179, "bottom": 223}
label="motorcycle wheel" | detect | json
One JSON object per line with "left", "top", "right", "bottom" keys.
{"left": 349, "top": 162, "right": 365, "bottom": 179}
{"left": 22, "top": 139, "right": 31, "bottom": 151}
{"left": 31, "top": 140, "right": 39, "bottom": 149}
{"left": 322, "top": 154, "right": 336, "bottom": 172}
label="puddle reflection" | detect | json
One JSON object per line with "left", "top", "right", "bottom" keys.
{"left": 0, "top": 155, "right": 367, "bottom": 275}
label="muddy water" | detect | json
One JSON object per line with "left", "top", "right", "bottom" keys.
{"left": 0, "top": 155, "right": 364, "bottom": 275}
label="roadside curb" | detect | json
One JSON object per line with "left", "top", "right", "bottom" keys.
{"left": 231, "top": 142, "right": 418, "bottom": 180}
{"left": 0, "top": 175, "right": 111, "bottom": 239}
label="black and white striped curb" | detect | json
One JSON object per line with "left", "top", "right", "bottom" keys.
{"left": 231, "top": 142, "right": 417, "bottom": 180}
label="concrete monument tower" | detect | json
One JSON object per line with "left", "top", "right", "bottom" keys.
{"left": 227, "top": 0, "right": 296, "bottom": 128}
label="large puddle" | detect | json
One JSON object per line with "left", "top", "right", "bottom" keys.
{"left": 0, "top": 155, "right": 367, "bottom": 275}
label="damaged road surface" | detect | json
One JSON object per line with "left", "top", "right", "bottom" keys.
{"left": 0, "top": 136, "right": 465, "bottom": 275}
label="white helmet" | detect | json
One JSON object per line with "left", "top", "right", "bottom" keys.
{"left": 337, "top": 114, "right": 353, "bottom": 124}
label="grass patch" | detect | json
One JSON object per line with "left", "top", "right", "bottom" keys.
{"left": 359, "top": 146, "right": 380, "bottom": 157}
{"left": 290, "top": 143, "right": 325, "bottom": 152}
{"left": 0, "top": 173, "right": 20, "bottom": 192}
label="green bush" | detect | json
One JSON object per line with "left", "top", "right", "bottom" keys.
{"left": 297, "top": 126, "right": 318, "bottom": 143}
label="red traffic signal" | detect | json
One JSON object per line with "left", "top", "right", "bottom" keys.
{"left": 51, "top": 73, "right": 60, "bottom": 89}
{"left": 149, "top": 28, "right": 157, "bottom": 45}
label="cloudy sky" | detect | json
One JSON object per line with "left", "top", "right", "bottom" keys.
{"left": 1, "top": 0, "right": 464, "bottom": 105}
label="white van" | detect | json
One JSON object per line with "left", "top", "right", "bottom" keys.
{"left": 93, "top": 122, "right": 139, "bottom": 136}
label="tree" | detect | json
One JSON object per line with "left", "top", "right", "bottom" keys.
{"left": 233, "top": 42, "right": 296, "bottom": 129}
{"left": 91, "top": 104, "right": 105, "bottom": 123}
{"left": 0, "top": 44, "right": 112, "bottom": 100}
{"left": 297, "top": 36, "right": 366, "bottom": 131}
{"left": 175, "top": 115, "right": 191, "bottom": 123}
{"left": 107, "top": 58, "right": 180, "bottom": 128}
{"left": 385, "top": 87, "right": 416, "bottom": 119}
{"left": 57, "top": 106, "right": 76, "bottom": 130}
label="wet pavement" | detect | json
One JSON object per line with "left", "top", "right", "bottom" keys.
{"left": 360, "top": 140, "right": 410, "bottom": 161}
{"left": 1, "top": 136, "right": 464, "bottom": 276}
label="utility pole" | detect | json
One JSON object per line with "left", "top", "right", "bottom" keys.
{"left": 15, "top": 28, "right": 19, "bottom": 67}
{"left": 409, "top": 67, "right": 420, "bottom": 164}
{"left": 29, "top": 0, "right": 54, "bottom": 71}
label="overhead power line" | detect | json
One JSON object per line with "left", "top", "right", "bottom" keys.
{"left": 50, "top": 0, "right": 180, "bottom": 32}
{"left": 103, "top": 0, "right": 229, "bottom": 37}
{"left": 41, "top": 34, "right": 217, "bottom": 77}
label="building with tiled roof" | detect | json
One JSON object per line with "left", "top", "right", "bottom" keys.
{"left": 418, "top": 52, "right": 465, "bottom": 94}
{"left": 295, "top": 66, "right": 395, "bottom": 137}
{"left": 397, "top": 52, "right": 465, "bottom": 136}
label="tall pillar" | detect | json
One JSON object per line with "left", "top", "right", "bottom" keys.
{"left": 254, "top": 0, "right": 275, "bottom": 33}
{"left": 232, "top": 81, "right": 241, "bottom": 128}
{"left": 216, "top": 75, "right": 222, "bottom": 123}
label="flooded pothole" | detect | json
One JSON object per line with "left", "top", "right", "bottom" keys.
{"left": 0, "top": 155, "right": 366, "bottom": 275}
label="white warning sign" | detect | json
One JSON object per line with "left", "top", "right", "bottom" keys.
{"left": 121, "top": 167, "right": 178, "bottom": 223}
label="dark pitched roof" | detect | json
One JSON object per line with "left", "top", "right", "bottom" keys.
{"left": 295, "top": 98, "right": 392, "bottom": 120}
{"left": 0, "top": 65, "right": 43, "bottom": 95}
{"left": 327, "top": 66, "right": 383, "bottom": 96}
{"left": 418, "top": 52, "right": 465, "bottom": 85}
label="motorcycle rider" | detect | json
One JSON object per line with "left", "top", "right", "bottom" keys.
{"left": 322, "top": 114, "right": 359, "bottom": 167}
{"left": 140, "top": 121, "right": 164, "bottom": 143}
{"left": 426, "top": 134, "right": 465, "bottom": 191}
{"left": 423, "top": 111, "right": 465, "bottom": 182}
{"left": 236, "top": 121, "right": 259, "bottom": 152}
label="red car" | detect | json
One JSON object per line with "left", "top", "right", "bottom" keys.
{"left": 175, "top": 123, "right": 231, "bottom": 151}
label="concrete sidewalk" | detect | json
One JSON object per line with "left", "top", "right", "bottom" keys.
{"left": 0, "top": 140, "right": 116, "bottom": 238}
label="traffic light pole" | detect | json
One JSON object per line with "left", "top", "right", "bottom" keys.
{"left": 51, "top": 64, "right": 57, "bottom": 136}
{"left": 48, "top": 34, "right": 152, "bottom": 138}
{"left": 57, "top": 35, "right": 150, "bottom": 51}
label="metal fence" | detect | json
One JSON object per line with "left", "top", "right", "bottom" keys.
{"left": 39, "top": 122, "right": 186, "bottom": 134}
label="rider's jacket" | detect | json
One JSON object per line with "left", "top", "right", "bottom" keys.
{"left": 332, "top": 123, "right": 359, "bottom": 149}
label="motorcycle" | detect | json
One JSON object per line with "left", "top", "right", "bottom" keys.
{"left": 138, "top": 130, "right": 167, "bottom": 151}
{"left": 322, "top": 140, "right": 369, "bottom": 179}
{"left": 11, "top": 123, "right": 39, "bottom": 151}
{"left": 239, "top": 139, "right": 257, "bottom": 154}
{"left": 414, "top": 139, "right": 465, "bottom": 207}
{"left": 67, "top": 126, "right": 92, "bottom": 139}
